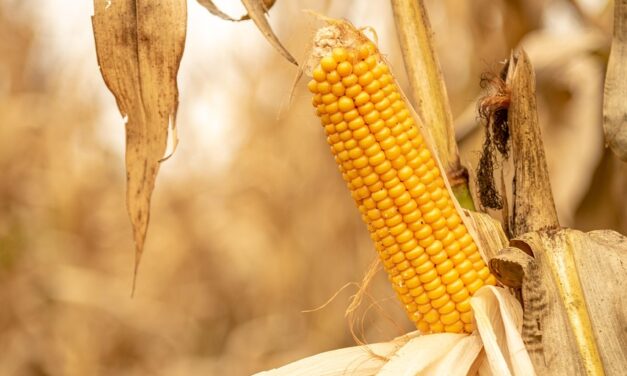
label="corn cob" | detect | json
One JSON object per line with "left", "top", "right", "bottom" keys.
{"left": 307, "top": 24, "right": 496, "bottom": 334}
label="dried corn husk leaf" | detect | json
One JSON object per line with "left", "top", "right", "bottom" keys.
{"left": 603, "top": 0, "right": 627, "bottom": 161}
{"left": 421, "top": 335, "right": 483, "bottom": 375}
{"left": 378, "top": 333, "right": 479, "bottom": 375}
{"left": 507, "top": 229, "right": 627, "bottom": 375}
{"left": 92, "top": 0, "right": 186, "bottom": 288}
{"left": 256, "top": 287, "right": 534, "bottom": 376}
{"left": 254, "top": 333, "right": 411, "bottom": 376}
{"left": 471, "top": 286, "right": 535, "bottom": 376}
{"left": 462, "top": 210, "right": 509, "bottom": 263}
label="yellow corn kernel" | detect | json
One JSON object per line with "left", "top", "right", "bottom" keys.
{"left": 326, "top": 71, "right": 340, "bottom": 84}
{"left": 445, "top": 321, "right": 464, "bottom": 333}
{"left": 417, "top": 321, "right": 430, "bottom": 333}
{"left": 431, "top": 292, "right": 449, "bottom": 309}
{"left": 438, "top": 300, "right": 456, "bottom": 315}
{"left": 441, "top": 310, "right": 460, "bottom": 326}
{"left": 429, "top": 322, "right": 444, "bottom": 333}
{"left": 430, "top": 250, "right": 448, "bottom": 265}
{"left": 415, "top": 290, "right": 430, "bottom": 305}
{"left": 460, "top": 311, "right": 473, "bottom": 324}
{"left": 423, "top": 309, "right": 439, "bottom": 324}
{"left": 308, "top": 31, "right": 495, "bottom": 333}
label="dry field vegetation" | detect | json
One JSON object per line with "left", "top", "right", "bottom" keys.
{"left": 0, "top": 0, "right": 625, "bottom": 375}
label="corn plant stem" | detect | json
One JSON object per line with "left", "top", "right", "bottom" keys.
{"left": 390, "top": 0, "right": 474, "bottom": 210}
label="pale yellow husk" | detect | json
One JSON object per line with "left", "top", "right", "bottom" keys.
{"left": 255, "top": 286, "right": 535, "bottom": 376}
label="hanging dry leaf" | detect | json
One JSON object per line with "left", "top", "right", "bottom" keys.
{"left": 196, "top": 0, "right": 277, "bottom": 21}
{"left": 240, "top": 0, "right": 277, "bottom": 20}
{"left": 196, "top": 0, "right": 239, "bottom": 21}
{"left": 603, "top": 0, "right": 627, "bottom": 161}
{"left": 92, "top": 0, "right": 187, "bottom": 289}
{"left": 196, "top": 0, "right": 297, "bottom": 66}
{"left": 240, "top": 0, "right": 297, "bottom": 66}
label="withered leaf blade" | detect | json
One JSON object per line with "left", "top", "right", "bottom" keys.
{"left": 197, "top": 0, "right": 296, "bottom": 66}
{"left": 240, "top": 0, "right": 277, "bottom": 21}
{"left": 240, "top": 0, "right": 298, "bottom": 66}
{"left": 603, "top": 0, "right": 627, "bottom": 161}
{"left": 92, "top": 0, "right": 187, "bottom": 291}
{"left": 196, "top": 0, "right": 239, "bottom": 21}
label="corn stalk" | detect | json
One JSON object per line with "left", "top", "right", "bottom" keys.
{"left": 390, "top": 0, "right": 475, "bottom": 210}
{"left": 489, "top": 51, "right": 626, "bottom": 375}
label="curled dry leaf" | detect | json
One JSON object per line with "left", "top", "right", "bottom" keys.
{"left": 603, "top": 0, "right": 627, "bottom": 161}
{"left": 92, "top": 0, "right": 187, "bottom": 289}
{"left": 197, "top": 0, "right": 297, "bottom": 66}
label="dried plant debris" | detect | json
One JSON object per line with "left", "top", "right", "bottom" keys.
{"left": 603, "top": 0, "right": 627, "bottom": 161}
{"left": 92, "top": 0, "right": 187, "bottom": 290}
{"left": 477, "top": 64, "right": 511, "bottom": 210}
{"left": 197, "top": 0, "right": 297, "bottom": 66}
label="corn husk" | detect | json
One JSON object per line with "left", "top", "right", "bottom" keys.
{"left": 255, "top": 286, "right": 535, "bottom": 376}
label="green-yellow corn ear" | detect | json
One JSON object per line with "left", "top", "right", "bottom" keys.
{"left": 308, "top": 32, "right": 496, "bottom": 334}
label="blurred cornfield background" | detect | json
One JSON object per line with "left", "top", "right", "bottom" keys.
{"left": 0, "top": 0, "right": 624, "bottom": 374}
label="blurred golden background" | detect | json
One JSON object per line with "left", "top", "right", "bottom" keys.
{"left": 0, "top": 0, "right": 624, "bottom": 374}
